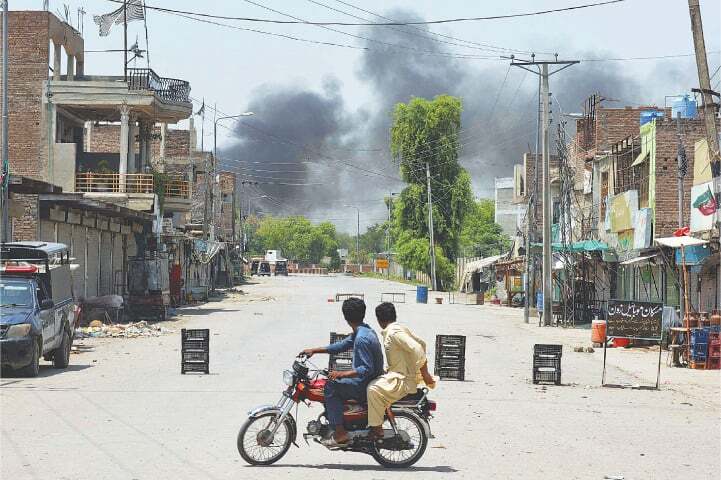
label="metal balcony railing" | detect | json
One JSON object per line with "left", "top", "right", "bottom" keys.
{"left": 127, "top": 68, "right": 191, "bottom": 104}
{"left": 165, "top": 179, "right": 190, "bottom": 199}
{"left": 75, "top": 172, "right": 191, "bottom": 200}
{"left": 75, "top": 173, "right": 154, "bottom": 193}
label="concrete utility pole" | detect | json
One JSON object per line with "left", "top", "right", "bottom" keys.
{"left": 523, "top": 76, "right": 543, "bottom": 324}
{"left": 688, "top": 0, "right": 721, "bottom": 309}
{"left": 676, "top": 111, "right": 687, "bottom": 318}
{"left": 510, "top": 55, "right": 578, "bottom": 326}
{"left": 343, "top": 204, "right": 361, "bottom": 271}
{"left": 386, "top": 192, "right": 398, "bottom": 278}
{"left": 426, "top": 162, "right": 437, "bottom": 291}
{"left": 1, "top": 0, "right": 9, "bottom": 243}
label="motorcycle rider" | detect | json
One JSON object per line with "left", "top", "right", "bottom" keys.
{"left": 367, "top": 302, "right": 436, "bottom": 441}
{"left": 301, "top": 297, "right": 383, "bottom": 448}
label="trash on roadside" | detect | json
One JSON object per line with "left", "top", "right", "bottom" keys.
{"left": 74, "top": 321, "right": 173, "bottom": 339}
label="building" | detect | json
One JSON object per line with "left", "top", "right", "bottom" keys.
{"left": 517, "top": 95, "right": 721, "bottom": 324}
{"left": 1, "top": 11, "right": 194, "bottom": 297}
{"left": 494, "top": 177, "right": 525, "bottom": 238}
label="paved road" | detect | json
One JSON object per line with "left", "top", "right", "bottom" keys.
{"left": 2, "top": 275, "right": 719, "bottom": 479}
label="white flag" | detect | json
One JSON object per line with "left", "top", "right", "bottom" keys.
{"left": 93, "top": 0, "right": 145, "bottom": 37}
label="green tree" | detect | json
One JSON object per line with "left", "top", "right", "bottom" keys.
{"left": 389, "top": 95, "right": 473, "bottom": 289}
{"left": 460, "top": 199, "right": 512, "bottom": 257}
{"left": 252, "top": 216, "right": 340, "bottom": 264}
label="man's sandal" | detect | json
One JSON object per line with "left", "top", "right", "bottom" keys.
{"left": 320, "top": 435, "right": 350, "bottom": 449}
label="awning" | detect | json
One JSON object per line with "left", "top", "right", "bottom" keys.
{"left": 531, "top": 240, "right": 609, "bottom": 253}
{"left": 620, "top": 254, "right": 657, "bottom": 265}
{"left": 655, "top": 236, "right": 708, "bottom": 248}
{"left": 631, "top": 150, "right": 649, "bottom": 167}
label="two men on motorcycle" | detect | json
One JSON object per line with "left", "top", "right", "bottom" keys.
{"left": 301, "top": 298, "right": 384, "bottom": 448}
{"left": 367, "top": 302, "right": 436, "bottom": 441}
{"left": 302, "top": 298, "right": 434, "bottom": 447}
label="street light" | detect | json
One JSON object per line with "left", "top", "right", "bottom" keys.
{"left": 208, "top": 111, "right": 254, "bottom": 241}
{"left": 343, "top": 204, "right": 360, "bottom": 273}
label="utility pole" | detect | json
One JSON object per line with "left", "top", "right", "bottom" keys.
{"left": 1, "top": 0, "right": 9, "bottom": 243}
{"left": 386, "top": 191, "right": 398, "bottom": 278}
{"left": 426, "top": 162, "right": 437, "bottom": 291}
{"left": 676, "top": 111, "right": 687, "bottom": 318}
{"left": 386, "top": 194, "right": 391, "bottom": 278}
{"left": 524, "top": 76, "right": 542, "bottom": 324}
{"left": 123, "top": 0, "right": 127, "bottom": 82}
{"left": 510, "top": 55, "right": 579, "bottom": 326}
{"left": 211, "top": 111, "right": 254, "bottom": 241}
{"left": 688, "top": 0, "right": 721, "bottom": 309}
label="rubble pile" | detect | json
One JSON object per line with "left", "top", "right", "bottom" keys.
{"left": 75, "top": 321, "right": 173, "bottom": 339}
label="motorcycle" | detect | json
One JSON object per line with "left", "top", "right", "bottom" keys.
{"left": 237, "top": 354, "right": 436, "bottom": 468}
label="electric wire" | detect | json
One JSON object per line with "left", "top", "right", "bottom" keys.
{"left": 105, "top": 0, "right": 626, "bottom": 26}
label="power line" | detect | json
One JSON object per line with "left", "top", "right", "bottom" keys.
{"left": 240, "top": 0, "right": 501, "bottom": 60}
{"left": 582, "top": 51, "right": 721, "bottom": 62}
{"left": 332, "top": 0, "right": 541, "bottom": 54}
{"left": 106, "top": 0, "right": 626, "bottom": 26}
{"left": 307, "top": 0, "right": 527, "bottom": 55}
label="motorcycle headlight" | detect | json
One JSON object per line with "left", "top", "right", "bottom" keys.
{"left": 283, "top": 370, "right": 295, "bottom": 386}
{"left": 6, "top": 323, "right": 31, "bottom": 338}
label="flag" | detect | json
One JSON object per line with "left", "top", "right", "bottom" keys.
{"left": 93, "top": 0, "right": 145, "bottom": 37}
{"left": 692, "top": 186, "right": 718, "bottom": 216}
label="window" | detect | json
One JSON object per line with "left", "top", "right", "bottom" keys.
{"left": 600, "top": 171, "right": 609, "bottom": 219}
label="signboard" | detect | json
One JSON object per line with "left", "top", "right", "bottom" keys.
{"left": 375, "top": 258, "right": 389, "bottom": 269}
{"left": 602, "top": 299, "right": 663, "bottom": 390}
{"left": 606, "top": 300, "right": 663, "bottom": 340}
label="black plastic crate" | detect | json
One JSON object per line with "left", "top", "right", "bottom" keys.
{"left": 533, "top": 356, "right": 561, "bottom": 369}
{"left": 436, "top": 335, "right": 466, "bottom": 350}
{"left": 183, "top": 350, "right": 209, "bottom": 363}
{"left": 436, "top": 366, "right": 465, "bottom": 381}
{"left": 182, "top": 362, "right": 209, "bottom": 374}
{"left": 329, "top": 332, "right": 353, "bottom": 371}
{"left": 534, "top": 344, "right": 562, "bottom": 358}
{"left": 182, "top": 328, "right": 210, "bottom": 342}
{"left": 181, "top": 328, "right": 210, "bottom": 374}
{"left": 533, "top": 367, "right": 561, "bottom": 385}
{"left": 436, "top": 356, "right": 465, "bottom": 368}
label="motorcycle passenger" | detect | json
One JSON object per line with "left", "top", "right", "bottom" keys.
{"left": 367, "top": 302, "right": 436, "bottom": 441}
{"left": 300, "top": 298, "right": 383, "bottom": 448}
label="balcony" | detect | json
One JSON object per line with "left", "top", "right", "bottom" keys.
{"left": 76, "top": 173, "right": 154, "bottom": 194}
{"left": 127, "top": 68, "right": 191, "bottom": 105}
{"left": 75, "top": 173, "right": 191, "bottom": 199}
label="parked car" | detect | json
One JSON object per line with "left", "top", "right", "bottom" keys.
{"left": 1, "top": 242, "right": 77, "bottom": 377}
{"left": 258, "top": 261, "right": 271, "bottom": 276}
{"left": 274, "top": 261, "right": 288, "bottom": 276}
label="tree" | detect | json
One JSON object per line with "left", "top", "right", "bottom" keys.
{"left": 460, "top": 199, "right": 512, "bottom": 258}
{"left": 389, "top": 95, "right": 474, "bottom": 289}
{"left": 251, "top": 216, "right": 340, "bottom": 264}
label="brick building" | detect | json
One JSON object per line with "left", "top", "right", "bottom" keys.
{"left": 0, "top": 10, "right": 196, "bottom": 297}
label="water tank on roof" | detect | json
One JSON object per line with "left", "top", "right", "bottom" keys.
{"left": 672, "top": 95, "right": 698, "bottom": 119}
{"left": 640, "top": 110, "right": 664, "bottom": 126}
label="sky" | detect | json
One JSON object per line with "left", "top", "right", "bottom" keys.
{"left": 13, "top": 0, "right": 721, "bottom": 232}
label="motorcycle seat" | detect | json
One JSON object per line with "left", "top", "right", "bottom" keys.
{"left": 396, "top": 389, "right": 426, "bottom": 404}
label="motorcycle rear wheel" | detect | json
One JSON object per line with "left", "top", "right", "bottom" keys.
{"left": 370, "top": 410, "right": 428, "bottom": 468}
{"left": 237, "top": 412, "right": 292, "bottom": 465}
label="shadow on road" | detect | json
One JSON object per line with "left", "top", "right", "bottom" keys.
{"left": 177, "top": 308, "right": 239, "bottom": 316}
{"left": 1, "top": 363, "right": 94, "bottom": 379}
{"left": 255, "top": 464, "right": 458, "bottom": 473}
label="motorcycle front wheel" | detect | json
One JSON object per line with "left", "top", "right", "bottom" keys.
{"left": 371, "top": 410, "right": 428, "bottom": 468}
{"left": 237, "top": 412, "right": 292, "bottom": 465}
